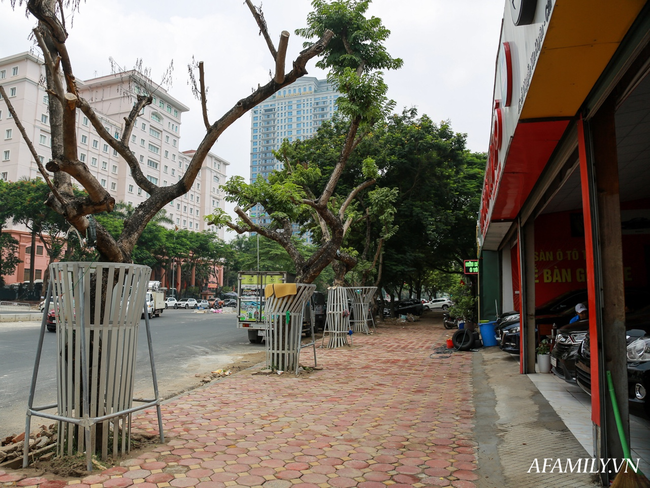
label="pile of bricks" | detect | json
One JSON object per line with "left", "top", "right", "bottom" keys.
{"left": 0, "top": 425, "right": 56, "bottom": 469}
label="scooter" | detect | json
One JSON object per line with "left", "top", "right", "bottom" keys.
{"left": 443, "top": 311, "right": 458, "bottom": 329}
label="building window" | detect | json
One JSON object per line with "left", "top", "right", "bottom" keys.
{"left": 100, "top": 178, "right": 106, "bottom": 188}
{"left": 1, "top": 172, "right": 7, "bottom": 181}
{"left": 112, "top": 164, "right": 118, "bottom": 174}
{"left": 140, "top": 138, "right": 145, "bottom": 146}
{"left": 82, "top": 116, "right": 88, "bottom": 125}
{"left": 101, "top": 161, "right": 107, "bottom": 170}
{"left": 141, "top": 122, "right": 146, "bottom": 131}
{"left": 4, "top": 129, "right": 11, "bottom": 139}
{"left": 139, "top": 155, "right": 144, "bottom": 163}
{"left": 92, "top": 139, "right": 98, "bottom": 149}
{"left": 171, "top": 169, "right": 175, "bottom": 176}
{"left": 148, "top": 143, "right": 160, "bottom": 155}
{"left": 149, "top": 127, "right": 161, "bottom": 139}
{"left": 128, "top": 184, "right": 134, "bottom": 193}
{"left": 81, "top": 134, "right": 87, "bottom": 144}
{"left": 12, "top": 67, "right": 18, "bottom": 76}
{"left": 2, "top": 150, "right": 9, "bottom": 161}
{"left": 9, "top": 87, "right": 16, "bottom": 97}
{"left": 147, "top": 175, "right": 158, "bottom": 184}
{"left": 41, "top": 114, "right": 48, "bottom": 124}
{"left": 137, "top": 188, "right": 142, "bottom": 195}
{"left": 147, "top": 159, "right": 159, "bottom": 169}
{"left": 103, "top": 144, "right": 109, "bottom": 153}
{"left": 91, "top": 157, "right": 97, "bottom": 167}
{"left": 39, "top": 134, "right": 47, "bottom": 145}
{"left": 0, "top": 70, "right": 5, "bottom": 79}
{"left": 151, "top": 112, "right": 162, "bottom": 123}
{"left": 131, "top": 134, "right": 136, "bottom": 143}
{"left": 163, "top": 165, "right": 168, "bottom": 173}
{"left": 110, "top": 182, "right": 116, "bottom": 190}
{"left": 80, "top": 153, "right": 86, "bottom": 162}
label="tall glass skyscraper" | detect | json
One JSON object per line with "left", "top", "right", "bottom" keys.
{"left": 249, "top": 77, "right": 340, "bottom": 227}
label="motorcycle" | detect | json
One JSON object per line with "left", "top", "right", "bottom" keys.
{"left": 443, "top": 311, "right": 459, "bottom": 329}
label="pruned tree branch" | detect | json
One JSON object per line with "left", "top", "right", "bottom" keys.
{"left": 339, "top": 179, "right": 376, "bottom": 219}
{"left": 275, "top": 31, "right": 289, "bottom": 84}
{"left": 0, "top": 85, "right": 66, "bottom": 206}
{"left": 244, "top": 0, "right": 278, "bottom": 60}
{"left": 198, "top": 61, "right": 210, "bottom": 130}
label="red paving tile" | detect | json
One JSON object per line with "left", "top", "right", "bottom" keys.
{"left": 5, "top": 319, "right": 482, "bottom": 488}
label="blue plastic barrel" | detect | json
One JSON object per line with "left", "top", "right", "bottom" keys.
{"left": 480, "top": 321, "right": 499, "bottom": 347}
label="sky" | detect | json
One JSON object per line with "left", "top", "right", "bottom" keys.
{"left": 1, "top": 0, "right": 504, "bottom": 237}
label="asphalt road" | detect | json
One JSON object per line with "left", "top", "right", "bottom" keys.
{"left": 0, "top": 309, "right": 264, "bottom": 439}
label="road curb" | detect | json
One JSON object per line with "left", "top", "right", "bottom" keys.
{"left": 0, "top": 313, "right": 42, "bottom": 322}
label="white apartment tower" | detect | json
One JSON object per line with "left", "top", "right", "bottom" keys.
{"left": 249, "top": 76, "right": 340, "bottom": 226}
{"left": 0, "top": 51, "right": 228, "bottom": 239}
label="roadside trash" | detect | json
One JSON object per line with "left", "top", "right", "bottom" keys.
{"left": 446, "top": 339, "right": 454, "bottom": 349}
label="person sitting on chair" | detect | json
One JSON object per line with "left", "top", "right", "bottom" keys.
{"left": 569, "top": 302, "right": 588, "bottom": 323}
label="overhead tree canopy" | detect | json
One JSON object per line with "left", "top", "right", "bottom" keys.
{"left": 208, "top": 0, "right": 402, "bottom": 284}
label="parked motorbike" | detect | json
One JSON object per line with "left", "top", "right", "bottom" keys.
{"left": 443, "top": 312, "right": 458, "bottom": 329}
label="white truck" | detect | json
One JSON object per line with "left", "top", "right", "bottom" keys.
{"left": 144, "top": 281, "right": 166, "bottom": 318}
{"left": 237, "top": 271, "right": 294, "bottom": 343}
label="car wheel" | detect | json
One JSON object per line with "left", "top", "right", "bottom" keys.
{"left": 441, "top": 305, "right": 449, "bottom": 310}
{"left": 452, "top": 329, "right": 474, "bottom": 351}
{"left": 185, "top": 304, "right": 189, "bottom": 309}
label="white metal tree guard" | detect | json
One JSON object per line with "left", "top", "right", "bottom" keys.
{"left": 24, "top": 262, "right": 164, "bottom": 471}
{"left": 322, "top": 287, "right": 352, "bottom": 348}
{"left": 345, "top": 286, "right": 377, "bottom": 334}
{"left": 264, "top": 283, "right": 316, "bottom": 374}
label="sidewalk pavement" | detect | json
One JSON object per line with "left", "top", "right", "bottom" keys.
{"left": 0, "top": 315, "right": 599, "bottom": 487}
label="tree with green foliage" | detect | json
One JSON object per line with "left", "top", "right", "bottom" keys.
{"left": 5, "top": 178, "right": 73, "bottom": 289}
{"left": 225, "top": 234, "right": 335, "bottom": 292}
{"left": 372, "top": 109, "right": 486, "bottom": 300}
{"left": 0, "top": 179, "right": 21, "bottom": 286}
{"left": 208, "top": 0, "right": 402, "bottom": 285}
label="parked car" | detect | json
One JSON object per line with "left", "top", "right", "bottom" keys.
{"left": 198, "top": 299, "right": 210, "bottom": 309}
{"left": 388, "top": 299, "right": 424, "bottom": 317}
{"left": 494, "top": 313, "right": 520, "bottom": 342}
{"left": 222, "top": 298, "right": 237, "bottom": 308}
{"left": 424, "top": 298, "right": 453, "bottom": 311}
{"left": 497, "top": 289, "right": 590, "bottom": 356}
{"left": 550, "top": 320, "right": 589, "bottom": 382}
{"left": 165, "top": 297, "right": 177, "bottom": 309}
{"left": 575, "top": 305, "right": 650, "bottom": 418}
{"left": 549, "top": 288, "right": 650, "bottom": 382}
{"left": 46, "top": 308, "right": 56, "bottom": 332}
{"left": 177, "top": 298, "right": 198, "bottom": 309}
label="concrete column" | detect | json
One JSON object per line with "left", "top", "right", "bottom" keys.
{"left": 592, "top": 96, "right": 628, "bottom": 462}
{"left": 518, "top": 219, "right": 536, "bottom": 374}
